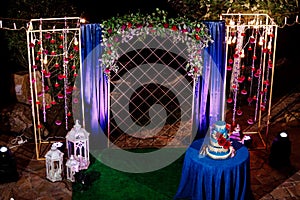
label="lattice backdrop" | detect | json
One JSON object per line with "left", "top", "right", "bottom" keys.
{"left": 108, "top": 33, "right": 195, "bottom": 149}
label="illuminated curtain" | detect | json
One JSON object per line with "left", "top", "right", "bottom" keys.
{"left": 193, "top": 20, "right": 226, "bottom": 139}
{"left": 80, "top": 23, "right": 108, "bottom": 149}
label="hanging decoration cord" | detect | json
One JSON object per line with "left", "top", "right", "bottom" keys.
{"left": 39, "top": 19, "right": 47, "bottom": 123}
{"left": 63, "top": 17, "right": 69, "bottom": 130}
{"left": 34, "top": 24, "right": 42, "bottom": 143}
{"left": 254, "top": 31, "right": 265, "bottom": 122}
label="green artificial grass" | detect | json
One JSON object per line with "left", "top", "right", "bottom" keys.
{"left": 72, "top": 148, "right": 185, "bottom": 200}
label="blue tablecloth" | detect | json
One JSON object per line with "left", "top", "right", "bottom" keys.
{"left": 174, "top": 139, "right": 251, "bottom": 200}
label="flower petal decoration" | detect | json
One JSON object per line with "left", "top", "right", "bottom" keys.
{"left": 57, "top": 93, "right": 64, "bottom": 99}
{"left": 100, "top": 8, "right": 213, "bottom": 78}
{"left": 223, "top": 141, "right": 231, "bottom": 149}
{"left": 55, "top": 120, "right": 62, "bottom": 126}
{"left": 247, "top": 119, "right": 254, "bottom": 125}
{"left": 227, "top": 97, "right": 233, "bottom": 103}
{"left": 227, "top": 66, "right": 232, "bottom": 71}
{"left": 241, "top": 89, "right": 247, "bottom": 95}
{"left": 237, "top": 109, "right": 243, "bottom": 116}
{"left": 217, "top": 135, "right": 227, "bottom": 146}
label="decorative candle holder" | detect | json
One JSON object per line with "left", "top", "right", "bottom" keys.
{"left": 45, "top": 142, "right": 64, "bottom": 182}
{"left": 66, "top": 120, "right": 90, "bottom": 170}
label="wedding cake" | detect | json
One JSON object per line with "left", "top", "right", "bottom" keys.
{"left": 206, "top": 121, "right": 233, "bottom": 159}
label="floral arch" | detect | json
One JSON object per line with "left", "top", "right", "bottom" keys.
{"left": 76, "top": 9, "right": 228, "bottom": 149}
{"left": 99, "top": 8, "right": 214, "bottom": 78}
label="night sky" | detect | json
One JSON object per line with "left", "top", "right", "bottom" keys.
{"left": 74, "top": 0, "right": 177, "bottom": 22}
{"left": 0, "top": 1, "right": 12, "bottom": 107}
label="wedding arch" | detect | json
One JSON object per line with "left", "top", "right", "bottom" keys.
{"left": 26, "top": 10, "right": 227, "bottom": 158}
{"left": 80, "top": 9, "right": 227, "bottom": 149}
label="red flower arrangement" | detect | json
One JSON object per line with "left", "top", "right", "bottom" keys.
{"left": 216, "top": 132, "right": 231, "bottom": 149}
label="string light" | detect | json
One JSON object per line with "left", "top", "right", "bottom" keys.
{"left": 277, "top": 15, "right": 300, "bottom": 28}
{"left": 79, "top": 18, "right": 86, "bottom": 23}
{"left": 240, "top": 49, "right": 245, "bottom": 58}
{"left": 74, "top": 37, "right": 79, "bottom": 45}
{"left": 231, "top": 36, "right": 236, "bottom": 44}
{"left": 284, "top": 17, "right": 287, "bottom": 25}
{"left": 267, "top": 41, "right": 272, "bottom": 50}
{"left": 258, "top": 36, "right": 264, "bottom": 46}
{"left": 227, "top": 36, "right": 232, "bottom": 44}
{"left": 0, "top": 17, "right": 83, "bottom": 31}
{"left": 43, "top": 55, "right": 48, "bottom": 65}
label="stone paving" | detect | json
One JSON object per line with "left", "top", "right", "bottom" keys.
{"left": 0, "top": 139, "right": 72, "bottom": 200}
{"left": 260, "top": 171, "right": 300, "bottom": 200}
{"left": 243, "top": 83, "right": 300, "bottom": 200}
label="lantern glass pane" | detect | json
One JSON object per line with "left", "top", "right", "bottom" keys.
{"left": 68, "top": 141, "right": 74, "bottom": 157}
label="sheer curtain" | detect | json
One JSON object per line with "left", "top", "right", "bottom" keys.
{"left": 79, "top": 23, "right": 108, "bottom": 149}
{"left": 193, "top": 20, "right": 226, "bottom": 139}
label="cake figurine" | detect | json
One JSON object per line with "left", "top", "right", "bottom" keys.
{"left": 206, "top": 120, "right": 234, "bottom": 159}
{"left": 229, "top": 124, "right": 243, "bottom": 141}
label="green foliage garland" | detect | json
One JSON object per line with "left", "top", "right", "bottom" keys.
{"left": 100, "top": 8, "right": 214, "bottom": 77}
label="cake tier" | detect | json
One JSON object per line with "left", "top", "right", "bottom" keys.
{"left": 214, "top": 121, "right": 227, "bottom": 132}
{"left": 208, "top": 140, "right": 230, "bottom": 153}
{"left": 213, "top": 121, "right": 228, "bottom": 137}
{"left": 206, "top": 145, "right": 233, "bottom": 160}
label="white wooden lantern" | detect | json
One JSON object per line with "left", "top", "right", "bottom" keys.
{"left": 66, "top": 120, "right": 90, "bottom": 170}
{"left": 45, "top": 142, "right": 64, "bottom": 182}
{"left": 66, "top": 155, "right": 79, "bottom": 182}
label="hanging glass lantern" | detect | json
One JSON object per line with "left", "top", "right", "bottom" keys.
{"left": 45, "top": 142, "right": 64, "bottom": 182}
{"left": 66, "top": 120, "right": 90, "bottom": 170}
{"left": 66, "top": 155, "right": 79, "bottom": 182}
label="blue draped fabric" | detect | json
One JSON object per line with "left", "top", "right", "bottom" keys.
{"left": 174, "top": 139, "right": 251, "bottom": 200}
{"left": 79, "top": 21, "right": 225, "bottom": 144}
{"left": 194, "top": 21, "right": 226, "bottom": 139}
{"left": 80, "top": 23, "right": 108, "bottom": 148}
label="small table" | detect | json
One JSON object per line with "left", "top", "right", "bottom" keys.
{"left": 174, "top": 139, "right": 251, "bottom": 200}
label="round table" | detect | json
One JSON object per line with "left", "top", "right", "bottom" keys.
{"left": 174, "top": 139, "right": 251, "bottom": 200}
